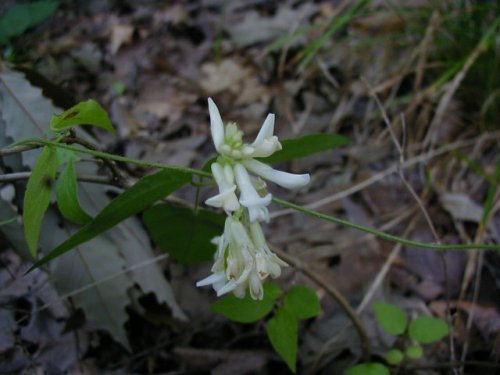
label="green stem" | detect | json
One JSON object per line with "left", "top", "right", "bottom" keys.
{"left": 15, "top": 138, "right": 500, "bottom": 252}
{"left": 18, "top": 138, "right": 211, "bottom": 178}
{"left": 272, "top": 197, "right": 500, "bottom": 252}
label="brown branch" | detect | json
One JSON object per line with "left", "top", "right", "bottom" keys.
{"left": 0, "top": 143, "right": 41, "bottom": 157}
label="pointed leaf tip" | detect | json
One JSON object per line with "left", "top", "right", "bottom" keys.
{"left": 50, "top": 99, "right": 115, "bottom": 133}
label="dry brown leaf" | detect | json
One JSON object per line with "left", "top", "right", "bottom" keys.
{"left": 109, "top": 24, "right": 134, "bottom": 54}
{"left": 153, "top": 4, "right": 189, "bottom": 26}
{"left": 226, "top": 3, "right": 318, "bottom": 47}
{"left": 134, "top": 75, "right": 197, "bottom": 124}
{"left": 440, "top": 192, "right": 484, "bottom": 224}
{"left": 200, "top": 59, "right": 269, "bottom": 106}
{"left": 200, "top": 59, "right": 248, "bottom": 94}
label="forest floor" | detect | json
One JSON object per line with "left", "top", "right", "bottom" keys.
{"left": 0, "top": 0, "right": 499, "bottom": 374}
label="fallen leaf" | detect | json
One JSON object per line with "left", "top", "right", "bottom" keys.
{"left": 440, "top": 192, "right": 485, "bottom": 224}
{"left": 109, "top": 23, "right": 134, "bottom": 54}
{"left": 226, "top": 3, "right": 319, "bottom": 47}
{"left": 134, "top": 74, "right": 197, "bottom": 125}
{"left": 200, "top": 59, "right": 270, "bottom": 106}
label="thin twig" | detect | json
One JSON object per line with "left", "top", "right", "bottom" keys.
{"left": 64, "top": 136, "right": 126, "bottom": 185}
{"left": 356, "top": 218, "right": 417, "bottom": 314}
{"left": 0, "top": 143, "right": 40, "bottom": 156}
{"left": 414, "top": 10, "right": 440, "bottom": 93}
{"left": 365, "top": 81, "right": 458, "bottom": 370}
{"left": 459, "top": 194, "right": 500, "bottom": 374}
{"left": 423, "top": 21, "right": 495, "bottom": 146}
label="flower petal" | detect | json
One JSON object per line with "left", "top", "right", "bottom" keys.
{"left": 234, "top": 164, "right": 272, "bottom": 207}
{"left": 251, "top": 137, "right": 282, "bottom": 158}
{"left": 252, "top": 113, "right": 275, "bottom": 146}
{"left": 216, "top": 280, "right": 238, "bottom": 296}
{"left": 206, "top": 163, "right": 240, "bottom": 211}
{"left": 208, "top": 98, "right": 224, "bottom": 151}
{"left": 196, "top": 272, "right": 226, "bottom": 287}
{"left": 249, "top": 272, "right": 264, "bottom": 300}
{"left": 234, "top": 164, "right": 272, "bottom": 222}
{"left": 242, "top": 159, "right": 310, "bottom": 189}
{"left": 250, "top": 113, "right": 282, "bottom": 158}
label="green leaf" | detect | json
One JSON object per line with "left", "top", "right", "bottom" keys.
{"left": 405, "top": 345, "right": 424, "bottom": 359}
{"left": 29, "top": 169, "right": 190, "bottom": 270}
{"left": 386, "top": 349, "right": 404, "bottom": 365}
{"left": 56, "top": 158, "right": 93, "bottom": 224}
{"left": 283, "top": 285, "right": 321, "bottom": 320}
{"left": 345, "top": 363, "right": 390, "bottom": 375}
{"left": 143, "top": 204, "right": 224, "bottom": 264}
{"left": 258, "top": 133, "right": 350, "bottom": 164}
{"left": 50, "top": 99, "right": 114, "bottom": 133}
{"left": 373, "top": 302, "right": 408, "bottom": 336}
{"left": 55, "top": 147, "right": 78, "bottom": 166}
{"left": 201, "top": 157, "right": 216, "bottom": 173}
{"left": 0, "top": 1, "right": 59, "bottom": 44}
{"left": 266, "top": 307, "right": 298, "bottom": 373}
{"left": 212, "top": 283, "right": 282, "bottom": 323}
{"left": 408, "top": 316, "right": 449, "bottom": 344}
{"left": 23, "top": 146, "right": 58, "bottom": 256}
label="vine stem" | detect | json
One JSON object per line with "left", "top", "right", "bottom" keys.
{"left": 272, "top": 197, "right": 499, "bottom": 252}
{"left": 5, "top": 137, "right": 500, "bottom": 252}
{"left": 15, "top": 137, "right": 212, "bottom": 178}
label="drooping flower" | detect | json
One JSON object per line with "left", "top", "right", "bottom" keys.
{"left": 204, "top": 162, "right": 240, "bottom": 213}
{"left": 196, "top": 216, "right": 253, "bottom": 297}
{"left": 249, "top": 220, "right": 288, "bottom": 280}
{"left": 233, "top": 164, "right": 271, "bottom": 223}
{"left": 196, "top": 215, "right": 288, "bottom": 300}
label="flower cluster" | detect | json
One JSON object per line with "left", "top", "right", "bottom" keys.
{"left": 196, "top": 216, "right": 288, "bottom": 300}
{"left": 197, "top": 98, "right": 310, "bottom": 300}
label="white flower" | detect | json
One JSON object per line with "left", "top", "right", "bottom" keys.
{"left": 200, "top": 98, "right": 309, "bottom": 299}
{"left": 251, "top": 113, "right": 282, "bottom": 158}
{"left": 196, "top": 216, "right": 288, "bottom": 300}
{"left": 205, "top": 162, "right": 240, "bottom": 212}
{"left": 208, "top": 98, "right": 224, "bottom": 152}
{"left": 196, "top": 217, "right": 254, "bottom": 297}
{"left": 233, "top": 164, "right": 271, "bottom": 223}
{"left": 206, "top": 98, "right": 310, "bottom": 213}
{"left": 249, "top": 220, "right": 288, "bottom": 279}
{"left": 248, "top": 269, "right": 264, "bottom": 300}
{"left": 242, "top": 159, "right": 310, "bottom": 189}
{"left": 208, "top": 99, "right": 255, "bottom": 159}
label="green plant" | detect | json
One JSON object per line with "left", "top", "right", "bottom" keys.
{"left": 0, "top": 1, "right": 60, "bottom": 45}
{"left": 2, "top": 96, "right": 497, "bottom": 370}
{"left": 213, "top": 284, "right": 321, "bottom": 372}
{"left": 347, "top": 302, "right": 449, "bottom": 374}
